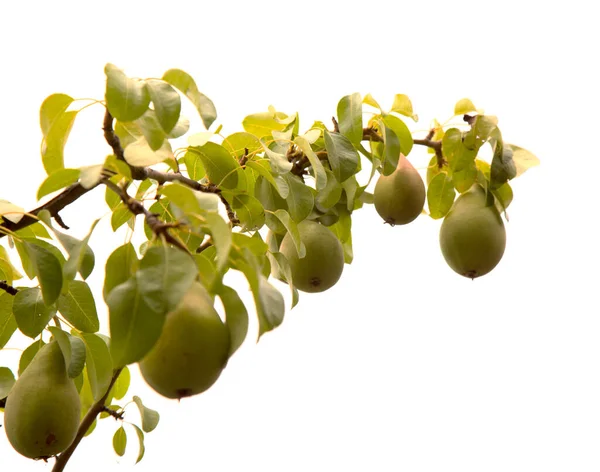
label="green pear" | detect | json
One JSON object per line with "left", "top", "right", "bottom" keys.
{"left": 3, "top": 341, "right": 81, "bottom": 459}
{"left": 279, "top": 219, "right": 344, "bottom": 293}
{"left": 139, "top": 281, "right": 231, "bottom": 400}
{"left": 373, "top": 154, "right": 426, "bottom": 226}
{"left": 439, "top": 184, "right": 506, "bottom": 278}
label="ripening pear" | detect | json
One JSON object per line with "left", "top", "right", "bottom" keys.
{"left": 139, "top": 281, "right": 230, "bottom": 400}
{"left": 3, "top": 341, "right": 81, "bottom": 459}
{"left": 279, "top": 219, "right": 344, "bottom": 293}
{"left": 439, "top": 184, "right": 506, "bottom": 279}
{"left": 373, "top": 154, "right": 426, "bottom": 225}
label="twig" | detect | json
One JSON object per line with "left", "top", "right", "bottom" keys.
{"left": 413, "top": 136, "right": 445, "bottom": 168}
{"left": 101, "top": 405, "right": 124, "bottom": 420}
{"left": 103, "top": 180, "right": 190, "bottom": 253}
{"left": 0, "top": 183, "right": 96, "bottom": 240}
{"left": 0, "top": 280, "right": 18, "bottom": 296}
{"left": 52, "top": 368, "right": 124, "bottom": 472}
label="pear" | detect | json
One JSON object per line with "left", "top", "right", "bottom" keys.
{"left": 279, "top": 219, "right": 344, "bottom": 293}
{"left": 3, "top": 341, "right": 81, "bottom": 459}
{"left": 373, "top": 154, "right": 426, "bottom": 226}
{"left": 139, "top": 281, "right": 231, "bottom": 400}
{"left": 439, "top": 184, "right": 506, "bottom": 278}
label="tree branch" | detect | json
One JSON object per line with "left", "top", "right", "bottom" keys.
{"left": 414, "top": 136, "right": 446, "bottom": 168}
{"left": 52, "top": 368, "right": 124, "bottom": 472}
{"left": 0, "top": 280, "right": 18, "bottom": 295}
{"left": 0, "top": 182, "right": 97, "bottom": 240}
{"left": 103, "top": 180, "right": 191, "bottom": 253}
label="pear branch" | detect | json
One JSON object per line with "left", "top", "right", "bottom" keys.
{"left": 52, "top": 368, "right": 124, "bottom": 472}
{"left": 103, "top": 180, "right": 190, "bottom": 253}
{"left": 0, "top": 280, "right": 18, "bottom": 295}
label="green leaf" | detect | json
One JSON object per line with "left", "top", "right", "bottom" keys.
{"left": 442, "top": 128, "right": 476, "bottom": 172}
{"left": 22, "top": 241, "right": 63, "bottom": 304}
{"left": 222, "top": 132, "right": 262, "bottom": 158}
{"left": 183, "top": 148, "right": 206, "bottom": 180}
{"left": 18, "top": 340, "right": 45, "bottom": 375}
{"left": 379, "top": 121, "right": 401, "bottom": 175}
{"left": 108, "top": 277, "right": 166, "bottom": 367}
{"left": 199, "top": 213, "right": 232, "bottom": 272}
{"left": 224, "top": 193, "right": 265, "bottom": 231}
{"left": 492, "top": 181, "right": 514, "bottom": 216}
{"left": 454, "top": 98, "right": 477, "bottom": 115}
{"left": 452, "top": 160, "right": 478, "bottom": 193}
{"left": 315, "top": 168, "right": 343, "bottom": 212}
{"left": 47, "top": 327, "right": 86, "bottom": 378}
{"left": 0, "top": 246, "right": 22, "bottom": 284}
{"left": 136, "top": 110, "right": 166, "bottom": 151}
{"left": 261, "top": 140, "right": 293, "bottom": 174}
{"left": 382, "top": 114, "right": 413, "bottom": 157}
{"left": 187, "top": 142, "right": 239, "bottom": 189}
{"left": 123, "top": 138, "right": 173, "bottom": 167}
{"left": 136, "top": 245, "right": 197, "bottom": 314}
{"left": 132, "top": 396, "right": 160, "bottom": 433}
{"left": 323, "top": 130, "right": 359, "bottom": 183}
{"left": 41, "top": 109, "right": 78, "bottom": 174}
{"left": 246, "top": 160, "right": 289, "bottom": 198}
{"left": 60, "top": 218, "right": 100, "bottom": 282}
{"left": 103, "top": 243, "right": 139, "bottom": 301}
{"left": 267, "top": 252, "right": 299, "bottom": 308}
{"left": 162, "top": 68, "right": 217, "bottom": 129}
{"left": 217, "top": 285, "right": 249, "bottom": 357}
{"left": 113, "top": 426, "right": 127, "bottom": 457}
{"left": 427, "top": 172, "right": 456, "bottom": 219}
{"left": 110, "top": 204, "right": 134, "bottom": 232}
{"left": 490, "top": 136, "right": 516, "bottom": 189}
{"left": 0, "top": 293, "right": 17, "bottom": 349}
{"left": 37, "top": 169, "right": 81, "bottom": 200}
{"left": 284, "top": 174, "right": 315, "bottom": 222}
{"left": 110, "top": 365, "right": 131, "bottom": 401}
{"left": 0, "top": 367, "right": 15, "bottom": 399}
{"left": 391, "top": 94, "right": 418, "bottom": 121}
{"left": 194, "top": 253, "right": 219, "bottom": 291}
{"left": 337, "top": 93, "right": 362, "bottom": 144}
{"left": 57, "top": 281, "right": 100, "bottom": 333}
{"left": 145, "top": 79, "right": 181, "bottom": 134}
{"left": 13, "top": 287, "right": 55, "bottom": 338}
{"left": 363, "top": 93, "right": 382, "bottom": 111}
{"left": 242, "top": 111, "right": 288, "bottom": 139}
{"left": 14, "top": 222, "right": 51, "bottom": 240}
{"left": 160, "top": 182, "right": 219, "bottom": 215}
{"left": 271, "top": 209, "right": 306, "bottom": 258}
{"left": 233, "top": 249, "right": 284, "bottom": 338}
{"left": 507, "top": 144, "right": 540, "bottom": 177}
{"left": 105, "top": 63, "right": 150, "bottom": 121}
{"left": 78, "top": 332, "right": 113, "bottom": 401}
{"left": 40, "top": 93, "right": 74, "bottom": 136}
{"left": 132, "top": 424, "right": 146, "bottom": 464}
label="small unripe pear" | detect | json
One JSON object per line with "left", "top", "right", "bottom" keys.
{"left": 279, "top": 220, "right": 344, "bottom": 293}
{"left": 3, "top": 341, "right": 81, "bottom": 459}
{"left": 373, "top": 154, "right": 426, "bottom": 225}
{"left": 139, "top": 281, "right": 230, "bottom": 399}
{"left": 439, "top": 184, "right": 506, "bottom": 278}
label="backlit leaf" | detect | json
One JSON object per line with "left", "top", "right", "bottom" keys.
{"left": 427, "top": 172, "right": 456, "bottom": 219}
{"left": 37, "top": 169, "right": 81, "bottom": 200}
{"left": 13, "top": 288, "right": 55, "bottom": 338}
{"left": 57, "top": 281, "right": 100, "bottom": 333}
{"left": 133, "top": 396, "right": 160, "bottom": 433}
{"left": 105, "top": 63, "right": 150, "bottom": 121}
{"left": 162, "top": 68, "right": 217, "bottom": 129}
{"left": 337, "top": 93, "right": 362, "bottom": 144}
{"left": 218, "top": 285, "right": 249, "bottom": 357}
{"left": 146, "top": 79, "right": 181, "bottom": 134}
{"left": 0, "top": 293, "right": 17, "bottom": 349}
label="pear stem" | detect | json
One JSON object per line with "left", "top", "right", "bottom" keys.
{"left": 52, "top": 367, "right": 124, "bottom": 472}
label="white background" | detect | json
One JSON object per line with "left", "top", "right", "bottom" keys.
{"left": 1, "top": 1, "right": 599, "bottom": 471}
